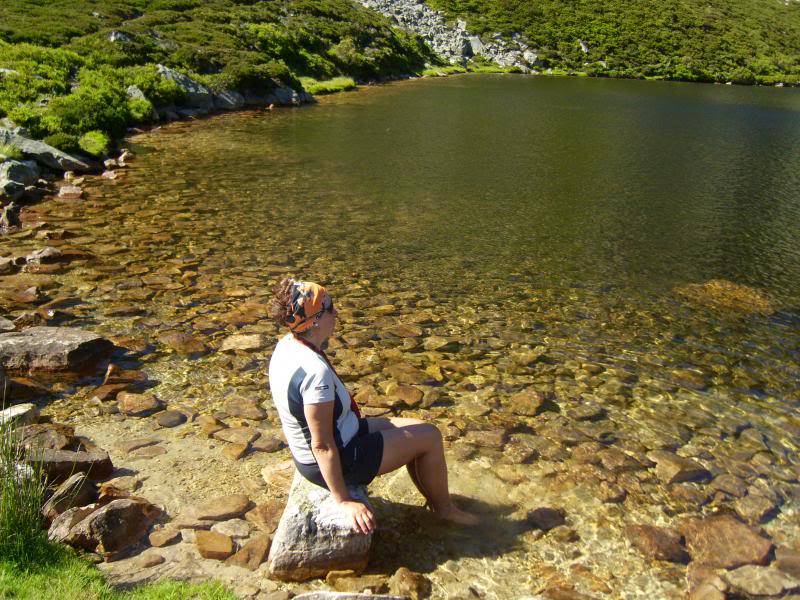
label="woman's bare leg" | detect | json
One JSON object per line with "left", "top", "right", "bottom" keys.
{"left": 369, "top": 419, "right": 478, "bottom": 525}
{"left": 367, "top": 418, "right": 430, "bottom": 502}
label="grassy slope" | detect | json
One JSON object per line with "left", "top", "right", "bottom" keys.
{"left": 0, "top": 0, "right": 434, "bottom": 149}
{"left": 427, "top": 0, "right": 800, "bottom": 84}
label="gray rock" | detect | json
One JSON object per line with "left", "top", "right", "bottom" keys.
{"left": 267, "top": 472, "right": 373, "bottom": 581}
{"left": 723, "top": 565, "right": 800, "bottom": 596}
{"left": 0, "top": 159, "right": 40, "bottom": 187}
{"left": 0, "top": 316, "right": 14, "bottom": 331}
{"left": 0, "top": 327, "right": 114, "bottom": 372}
{"left": 108, "top": 31, "right": 131, "bottom": 43}
{"left": 213, "top": 90, "right": 245, "bottom": 110}
{"left": 0, "top": 178, "right": 24, "bottom": 201}
{"left": 467, "top": 36, "right": 484, "bottom": 55}
{"left": 0, "top": 403, "right": 40, "bottom": 426}
{"left": 126, "top": 85, "right": 147, "bottom": 101}
{"left": 48, "top": 497, "right": 162, "bottom": 556}
{"left": 0, "top": 201, "right": 21, "bottom": 230}
{"left": 0, "top": 129, "right": 90, "bottom": 172}
{"left": 156, "top": 65, "right": 214, "bottom": 109}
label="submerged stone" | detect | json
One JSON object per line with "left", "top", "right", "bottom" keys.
{"left": 675, "top": 279, "right": 774, "bottom": 315}
{"left": 680, "top": 514, "right": 773, "bottom": 569}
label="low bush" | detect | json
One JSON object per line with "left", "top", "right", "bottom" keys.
{"left": 78, "top": 130, "right": 112, "bottom": 157}
{"left": 42, "top": 133, "right": 80, "bottom": 153}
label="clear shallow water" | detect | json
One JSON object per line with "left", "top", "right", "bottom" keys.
{"left": 12, "top": 74, "right": 800, "bottom": 598}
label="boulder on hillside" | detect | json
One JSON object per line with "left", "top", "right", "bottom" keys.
{"left": 267, "top": 472, "right": 373, "bottom": 581}
{"left": 156, "top": 65, "right": 214, "bottom": 109}
{"left": 213, "top": 89, "right": 245, "bottom": 109}
{"left": 0, "top": 129, "right": 90, "bottom": 172}
{"left": 0, "top": 326, "right": 114, "bottom": 373}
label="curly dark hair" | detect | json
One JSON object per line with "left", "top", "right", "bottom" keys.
{"left": 269, "top": 278, "right": 296, "bottom": 328}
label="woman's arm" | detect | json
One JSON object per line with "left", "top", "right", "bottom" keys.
{"left": 304, "top": 401, "right": 376, "bottom": 534}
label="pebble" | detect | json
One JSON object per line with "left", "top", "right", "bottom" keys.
{"left": 117, "top": 392, "right": 165, "bottom": 417}
{"left": 211, "top": 518, "right": 253, "bottom": 539}
{"left": 156, "top": 410, "right": 187, "bottom": 428}
{"left": 149, "top": 527, "right": 181, "bottom": 547}
{"left": 195, "top": 530, "right": 235, "bottom": 560}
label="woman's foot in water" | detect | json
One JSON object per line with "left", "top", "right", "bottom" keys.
{"left": 433, "top": 502, "right": 480, "bottom": 526}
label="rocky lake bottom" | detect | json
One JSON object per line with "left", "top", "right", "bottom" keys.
{"left": 2, "top": 76, "right": 800, "bottom": 599}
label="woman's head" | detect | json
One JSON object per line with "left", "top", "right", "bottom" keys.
{"left": 269, "top": 278, "right": 336, "bottom": 341}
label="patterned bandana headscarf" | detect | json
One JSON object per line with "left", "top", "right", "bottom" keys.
{"left": 285, "top": 280, "right": 331, "bottom": 333}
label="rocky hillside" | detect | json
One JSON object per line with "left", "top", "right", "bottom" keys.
{"left": 0, "top": 0, "right": 435, "bottom": 150}
{"left": 426, "top": 0, "right": 800, "bottom": 84}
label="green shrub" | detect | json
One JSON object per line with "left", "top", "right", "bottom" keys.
{"left": 127, "top": 97, "right": 155, "bottom": 122}
{"left": 78, "top": 130, "right": 111, "bottom": 157}
{"left": 42, "top": 133, "right": 80, "bottom": 153}
{"left": 41, "top": 69, "right": 130, "bottom": 137}
{"left": 5, "top": 104, "right": 47, "bottom": 139}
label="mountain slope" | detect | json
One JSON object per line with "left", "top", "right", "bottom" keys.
{"left": 426, "top": 0, "right": 800, "bottom": 83}
{"left": 0, "top": 0, "right": 433, "bottom": 145}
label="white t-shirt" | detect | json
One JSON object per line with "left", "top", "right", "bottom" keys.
{"left": 268, "top": 334, "right": 359, "bottom": 464}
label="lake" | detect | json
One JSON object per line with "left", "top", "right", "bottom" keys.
{"left": 19, "top": 74, "right": 800, "bottom": 598}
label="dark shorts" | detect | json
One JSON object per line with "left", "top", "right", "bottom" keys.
{"left": 294, "top": 418, "right": 384, "bottom": 489}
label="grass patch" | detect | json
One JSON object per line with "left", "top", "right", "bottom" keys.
{"left": 299, "top": 75, "right": 357, "bottom": 95}
{"left": 0, "top": 419, "right": 235, "bottom": 600}
{"left": 0, "top": 549, "right": 237, "bottom": 600}
{"left": 422, "top": 64, "right": 467, "bottom": 77}
{"left": 0, "top": 142, "right": 23, "bottom": 160}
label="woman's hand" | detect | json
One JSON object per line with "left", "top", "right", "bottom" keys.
{"left": 340, "top": 500, "right": 376, "bottom": 534}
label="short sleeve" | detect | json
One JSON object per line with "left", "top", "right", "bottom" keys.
{"left": 300, "top": 364, "right": 335, "bottom": 404}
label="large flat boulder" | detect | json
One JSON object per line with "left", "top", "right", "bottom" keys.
{"left": 156, "top": 65, "right": 214, "bottom": 109}
{"left": 0, "top": 129, "right": 90, "bottom": 172}
{"left": 267, "top": 472, "right": 373, "bottom": 581}
{"left": 0, "top": 327, "right": 114, "bottom": 373}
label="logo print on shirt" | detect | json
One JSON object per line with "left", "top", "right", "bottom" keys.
{"left": 314, "top": 384, "right": 329, "bottom": 391}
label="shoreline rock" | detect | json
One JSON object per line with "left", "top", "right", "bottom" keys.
{"left": 267, "top": 472, "right": 373, "bottom": 581}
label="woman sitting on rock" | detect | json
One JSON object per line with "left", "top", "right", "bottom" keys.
{"left": 268, "top": 278, "right": 478, "bottom": 534}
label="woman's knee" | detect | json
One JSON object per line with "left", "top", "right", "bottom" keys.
{"left": 417, "top": 423, "right": 443, "bottom": 447}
